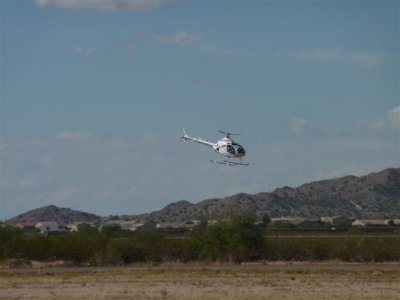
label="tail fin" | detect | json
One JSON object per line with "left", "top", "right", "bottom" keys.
{"left": 181, "top": 128, "right": 189, "bottom": 140}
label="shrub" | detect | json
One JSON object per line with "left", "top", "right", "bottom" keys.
{"left": 107, "top": 238, "right": 146, "bottom": 264}
{"left": 191, "top": 212, "right": 265, "bottom": 262}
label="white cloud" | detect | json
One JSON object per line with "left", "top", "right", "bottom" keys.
{"left": 202, "top": 45, "right": 243, "bottom": 58}
{"left": 149, "top": 31, "right": 203, "bottom": 46}
{"left": 55, "top": 130, "right": 94, "bottom": 140}
{"left": 164, "top": 77, "right": 177, "bottom": 85}
{"left": 126, "top": 41, "right": 137, "bottom": 55}
{"left": 351, "top": 52, "right": 383, "bottom": 67}
{"left": 289, "top": 117, "right": 344, "bottom": 138}
{"left": 141, "top": 132, "right": 160, "bottom": 144}
{"left": 263, "top": 48, "right": 344, "bottom": 63}
{"left": 35, "top": 0, "right": 177, "bottom": 11}
{"left": 264, "top": 48, "right": 384, "bottom": 67}
{"left": 43, "top": 154, "right": 54, "bottom": 167}
{"left": 192, "top": 77, "right": 218, "bottom": 86}
{"left": 288, "top": 48, "right": 344, "bottom": 62}
{"left": 289, "top": 117, "right": 313, "bottom": 134}
{"left": 20, "top": 177, "right": 37, "bottom": 189}
{"left": 370, "top": 106, "right": 400, "bottom": 130}
{"left": 73, "top": 46, "right": 95, "bottom": 58}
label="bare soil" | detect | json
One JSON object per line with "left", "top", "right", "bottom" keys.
{"left": 0, "top": 262, "right": 399, "bottom": 299}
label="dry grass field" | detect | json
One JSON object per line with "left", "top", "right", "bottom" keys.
{"left": 0, "top": 262, "right": 399, "bottom": 300}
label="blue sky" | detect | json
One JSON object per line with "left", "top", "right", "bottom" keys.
{"left": 0, "top": 0, "right": 399, "bottom": 220}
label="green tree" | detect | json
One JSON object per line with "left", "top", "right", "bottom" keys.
{"left": 260, "top": 213, "right": 271, "bottom": 228}
{"left": 77, "top": 223, "right": 98, "bottom": 233}
{"left": 191, "top": 221, "right": 231, "bottom": 261}
{"left": 133, "top": 229, "right": 166, "bottom": 261}
{"left": 100, "top": 224, "right": 122, "bottom": 238}
{"left": 23, "top": 233, "right": 52, "bottom": 260}
{"left": 52, "top": 231, "right": 101, "bottom": 264}
{"left": 191, "top": 212, "right": 265, "bottom": 262}
{"left": 107, "top": 238, "right": 146, "bottom": 263}
{"left": 0, "top": 226, "right": 24, "bottom": 259}
{"left": 228, "top": 212, "right": 265, "bottom": 262}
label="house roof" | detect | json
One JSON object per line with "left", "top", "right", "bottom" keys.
{"left": 36, "top": 221, "right": 59, "bottom": 227}
{"left": 271, "top": 217, "right": 305, "bottom": 225}
{"left": 15, "top": 222, "right": 37, "bottom": 228}
{"left": 67, "top": 221, "right": 95, "bottom": 227}
{"left": 353, "top": 219, "right": 386, "bottom": 225}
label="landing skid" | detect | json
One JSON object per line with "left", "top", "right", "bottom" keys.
{"left": 210, "top": 159, "right": 249, "bottom": 166}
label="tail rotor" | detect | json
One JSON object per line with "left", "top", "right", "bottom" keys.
{"left": 181, "top": 128, "right": 189, "bottom": 141}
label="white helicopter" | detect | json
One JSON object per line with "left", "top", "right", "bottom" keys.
{"left": 181, "top": 129, "right": 249, "bottom": 166}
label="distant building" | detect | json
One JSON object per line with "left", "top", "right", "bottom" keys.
{"left": 67, "top": 222, "right": 96, "bottom": 232}
{"left": 115, "top": 221, "right": 134, "bottom": 231}
{"left": 130, "top": 221, "right": 158, "bottom": 231}
{"left": 270, "top": 217, "right": 305, "bottom": 227}
{"left": 388, "top": 219, "right": 400, "bottom": 225}
{"left": 352, "top": 219, "right": 387, "bottom": 227}
{"left": 15, "top": 222, "right": 37, "bottom": 231}
{"left": 320, "top": 216, "right": 353, "bottom": 227}
{"left": 102, "top": 220, "right": 135, "bottom": 231}
{"left": 297, "top": 219, "right": 323, "bottom": 228}
{"left": 35, "top": 221, "right": 61, "bottom": 233}
{"left": 157, "top": 220, "right": 201, "bottom": 231}
{"left": 207, "top": 219, "right": 219, "bottom": 226}
{"left": 101, "top": 220, "right": 159, "bottom": 232}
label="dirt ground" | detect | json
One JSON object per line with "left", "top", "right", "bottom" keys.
{"left": 0, "top": 262, "right": 399, "bottom": 300}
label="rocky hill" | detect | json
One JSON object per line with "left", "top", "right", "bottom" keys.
{"left": 130, "top": 168, "right": 400, "bottom": 222}
{"left": 6, "top": 168, "right": 400, "bottom": 224}
{"left": 7, "top": 205, "right": 101, "bottom": 226}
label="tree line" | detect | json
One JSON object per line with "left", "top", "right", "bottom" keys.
{"left": 1, "top": 213, "right": 399, "bottom": 265}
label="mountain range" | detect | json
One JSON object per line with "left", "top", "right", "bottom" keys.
{"left": 6, "top": 167, "right": 400, "bottom": 224}
{"left": 128, "top": 167, "right": 400, "bottom": 222}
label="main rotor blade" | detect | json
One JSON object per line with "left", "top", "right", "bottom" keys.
{"left": 218, "top": 130, "right": 240, "bottom": 136}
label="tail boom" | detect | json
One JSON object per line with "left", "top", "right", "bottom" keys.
{"left": 181, "top": 129, "right": 216, "bottom": 148}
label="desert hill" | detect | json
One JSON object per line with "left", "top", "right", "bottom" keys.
{"left": 7, "top": 205, "right": 101, "bottom": 226}
{"left": 130, "top": 168, "right": 400, "bottom": 222}
{"left": 6, "top": 168, "right": 400, "bottom": 224}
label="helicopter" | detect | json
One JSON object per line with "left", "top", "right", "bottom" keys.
{"left": 181, "top": 129, "right": 249, "bottom": 166}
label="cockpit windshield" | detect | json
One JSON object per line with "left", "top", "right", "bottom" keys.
{"left": 236, "top": 146, "right": 245, "bottom": 154}
{"left": 230, "top": 142, "right": 245, "bottom": 155}
{"left": 227, "top": 144, "right": 235, "bottom": 154}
